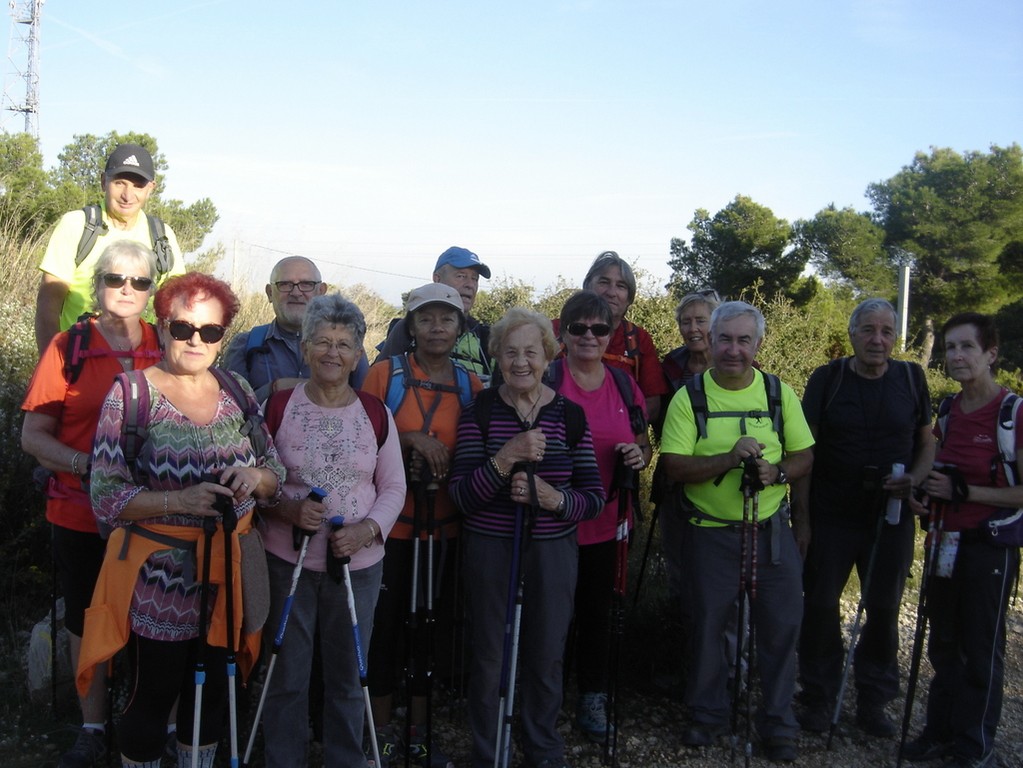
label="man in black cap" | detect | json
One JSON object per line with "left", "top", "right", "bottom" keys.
{"left": 376, "top": 246, "right": 494, "bottom": 383}
{"left": 34, "top": 142, "right": 184, "bottom": 354}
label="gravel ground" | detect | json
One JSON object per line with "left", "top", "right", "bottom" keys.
{"left": 4, "top": 581, "right": 1021, "bottom": 768}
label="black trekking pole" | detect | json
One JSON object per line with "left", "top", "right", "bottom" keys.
{"left": 896, "top": 469, "right": 953, "bottom": 768}
{"left": 215, "top": 484, "right": 241, "bottom": 768}
{"left": 603, "top": 456, "right": 634, "bottom": 767}
{"left": 328, "top": 513, "right": 382, "bottom": 767}
{"left": 242, "top": 488, "right": 326, "bottom": 767}
{"left": 405, "top": 470, "right": 425, "bottom": 768}
{"left": 827, "top": 468, "right": 885, "bottom": 749}
{"left": 191, "top": 510, "right": 219, "bottom": 768}
{"left": 630, "top": 500, "right": 660, "bottom": 609}
{"left": 422, "top": 475, "right": 440, "bottom": 765}
{"left": 494, "top": 463, "right": 537, "bottom": 768}
{"left": 730, "top": 457, "right": 763, "bottom": 767}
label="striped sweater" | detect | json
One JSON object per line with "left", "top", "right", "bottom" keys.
{"left": 449, "top": 391, "right": 605, "bottom": 539}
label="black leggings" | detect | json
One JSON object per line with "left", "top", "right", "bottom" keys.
{"left": 118, "top": 633, "right": 228, "bottom": 762}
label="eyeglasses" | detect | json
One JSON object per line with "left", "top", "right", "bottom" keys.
{"left": 166, "top": 320, "right": 227, "bottom": 343}
{"left": 102, "top": 273, "right": 153, "bottom": 291}
{"left": 308, "top": 338, "right": 355, "bottom": 354}
{"left": 566, "top": 322, "right": 612, "bottom": 338}
{"left": 696, "top": 288, "right": 721, "bottom": 302}
{"left": 273, "top": 280, "right": 320, "bottom": 293}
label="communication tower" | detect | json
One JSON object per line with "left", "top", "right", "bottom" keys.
{"left": 3, "top": 0, "right": 44, "bottom": 137}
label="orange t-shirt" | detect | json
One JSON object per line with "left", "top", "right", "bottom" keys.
{"left": 361, "top": 354, "right": 482, "bottom": 539}
{"left": 21, "top": 318, "right": 162, "bottom": 532}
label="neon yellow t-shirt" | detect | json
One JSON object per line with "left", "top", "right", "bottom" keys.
{"left": 38, "top": 205, "right": 185, "bottom": 330}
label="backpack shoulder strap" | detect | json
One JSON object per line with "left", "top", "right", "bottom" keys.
{"left": 607, "top": 364, "right": 648, "bottom": 435}
{"left": 685, "top": 371, "right": 710, "bottom": 439}
{"left": 355, "top": 390, "right": 390, "bottom": 450}
{"left": 75, "top": 205, "right": 107, "bottom": 267}
{"left": 998, "top": 392, "right": 1021, "bottom": 485}
{"left": 210, "top": 367, "right": 268, "bottom": 458}
{"left": 560, "top": 395, "right": 587, "bottom": 449}
{"left": 472, "top": 386, "right": 502, "bottom": 443}
{"left": 145, "top": 213, "right": 174, "bottom": 277}
{"left": 384, "top": 354, "right": 410, "bottom": 414}
{"left": 936, "top": 395, "right": 954, "bottom": 446}
{"left": 64, "top": 314, "right": 95, "bottom": 384}
{"left": 452, "top": 362, "right": 475, "bottom": 408}
{"left": 663, "top": 346, "right": 691, "bottom": 391}
{"left": 763, "top": 371, "right": 785, "bottom": 447}
{"left": 244, "top": 323, "right": 272, "bottom": 363}
{"left": 118, "top": 369, "right": 153, "bottom": 483}
{"left": 818, "top": 357, "right": 847, "bottom": 424}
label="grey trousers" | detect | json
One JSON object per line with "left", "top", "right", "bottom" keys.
{"left": 463, "top": 531, "right": 578, "bottom": 768}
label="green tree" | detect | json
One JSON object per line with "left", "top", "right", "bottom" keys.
{"left": 792, "top": 205, "right": 892, "bottom": 297}
{"left": 667, "top": 195, "right": 802, "bottom": 303}
{"left": 867, "top": 144, "right": 1023, "bottom": 355}
{"left": 472, "top": 276, "right": 536, "bottom": 325}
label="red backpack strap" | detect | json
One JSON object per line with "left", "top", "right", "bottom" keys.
{"left": 356, "top": 390, "right": 390, "bottom": 450}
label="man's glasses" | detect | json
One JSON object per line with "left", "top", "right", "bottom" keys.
{"left": 566, "top": 322, "right": 612, "bottom": 337}
{"left": 102, "top": 273, "right": 153, "bottom": 291}
{"left": 273, "top": 280, "right": 320, "bottom": 293}
{"left": 166, "top": 320, "right": 227, "bottom": 343}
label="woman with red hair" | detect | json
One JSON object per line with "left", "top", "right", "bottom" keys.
{"left": 82, "top": 272, "right": 285, "bottom": 768}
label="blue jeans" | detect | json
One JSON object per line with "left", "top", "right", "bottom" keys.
{"left": 261, "top": 553, "right": 382, "bottom": 768}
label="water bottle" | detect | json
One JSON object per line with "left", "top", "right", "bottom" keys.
{"left": 886, "top": 463, "right": 905, "bottom": 524}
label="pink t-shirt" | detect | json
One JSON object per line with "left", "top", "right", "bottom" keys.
{"left": 260, "top": 383, "right": 406, "bottom": 572}
{"left": 557, "top": 366, "right": 646, "bottom": 545}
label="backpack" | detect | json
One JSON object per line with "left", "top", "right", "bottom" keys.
{"left": 686, "top": 370, "right": 784, "bottom": 447}
{"left": 662, "top": 346, "right": 692, "bottom": 393}
{"left": 75, "top": 204, "right": 174, "bottom": 277}
{"left": 243, "top": 322, "right": 274, "bottom": 384}
{"left": 384, "top": 354, "right": 474, "bottom": 423}
{"left": 116, "top": 367, "right": 269, "bottom": 484}
{"left": 936, "top": 391, "right": 1023, "bottom": 546}
{"left": 472, "top": 387, "right": 586, "bottom": 450}
{"left": 64, "top": 313, "right": 162, "bottom": 385}
{"left": 543, "top": 358, "right": 647, "bottom": 437}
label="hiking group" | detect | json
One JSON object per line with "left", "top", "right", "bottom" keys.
{"left": 19, "top": 143, "right": 1020, "bottom": 768}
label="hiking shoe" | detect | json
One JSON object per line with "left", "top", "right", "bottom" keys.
{"left": 368, "top": 726, "right": 402, "bottom": 768}
{"left": 576, "top": 691, "right": 614, "bottom": 743}
{"left": 407, "top": 725, "right": 454, "bottom": 768}
{"left": 681, "top": 723, "right": 726, "bottom": 747}
{"left": 856, "top": 702, "right": 896, "bottom": 737}
{"left": 901, "top": 734, "right": 953, "bottom": 763}
{"left": 58, "top": 727, "right": 107, "bottom": 768}
{"left": 763, "top": 737, "right": 798, "bottom": 763}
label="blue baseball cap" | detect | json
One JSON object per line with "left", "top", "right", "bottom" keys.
{"left": 434, "top": 246, "right": 491, "bottom": 279}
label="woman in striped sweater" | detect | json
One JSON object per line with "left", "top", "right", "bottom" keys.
{"left": 449, "top": 307, "right": 605, "bottom": 768}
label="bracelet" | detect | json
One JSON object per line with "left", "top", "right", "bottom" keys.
{"left": 364, "top": 518, "right": 380, "bottom": 547}
{"left": 163, "top": 490, "right": 169, "bottom": 515}
{"left": 70, "top": 451, "right": 82, "bottom": 476}
{"left": 490, "top": 455, "right": 511, "bottom": 480}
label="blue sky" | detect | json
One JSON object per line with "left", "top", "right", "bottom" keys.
{"left": 9, "top": 0, "right": 1022, "bottom": 304}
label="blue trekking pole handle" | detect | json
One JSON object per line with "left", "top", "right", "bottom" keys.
{"left": 327, "top": 513, "right": 351, "bottom": 584}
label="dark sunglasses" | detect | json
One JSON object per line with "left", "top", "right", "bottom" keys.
{"left": 566, "top": 322, "right": 612, "bottom": 338}
{"left": 102, "top": 273, "right": 153, "bottom": 291}
{"left": 166, "top": 320, "right": 227, "bottom": 343}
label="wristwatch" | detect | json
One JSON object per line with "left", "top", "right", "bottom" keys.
{"left": 774, "top": 465, "right": 789, "bottom": 486}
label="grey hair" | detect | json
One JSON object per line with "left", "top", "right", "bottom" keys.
{"left": 302, "top": 293, "right": 366, "bottom": 346}
{"left": 488, "top": 306, "right": 558, "bottom": 362}
{"left": 271, "top": 256, "right": 322, "bottom": 283}
{"left": 582, "top": 250, "right": 637, "bottom": 305}
{"left": 710, "top": 301, "right": 765, "bottom": 344}
{"left": 90, "top": 240, "right": 158, "bottom": 309}
{"left": 849, "top": 298, "right": 896, "bottom": 334}
{"left": 675, "top": 291, "right": 721, "bottom": 331}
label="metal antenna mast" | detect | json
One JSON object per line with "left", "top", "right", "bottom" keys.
{"left": 4, "top": 0, "right": 44, "bottom": 137}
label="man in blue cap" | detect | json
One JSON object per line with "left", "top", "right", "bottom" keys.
{"left": 376, "top": 246, "right": 494, "bottom": 383}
